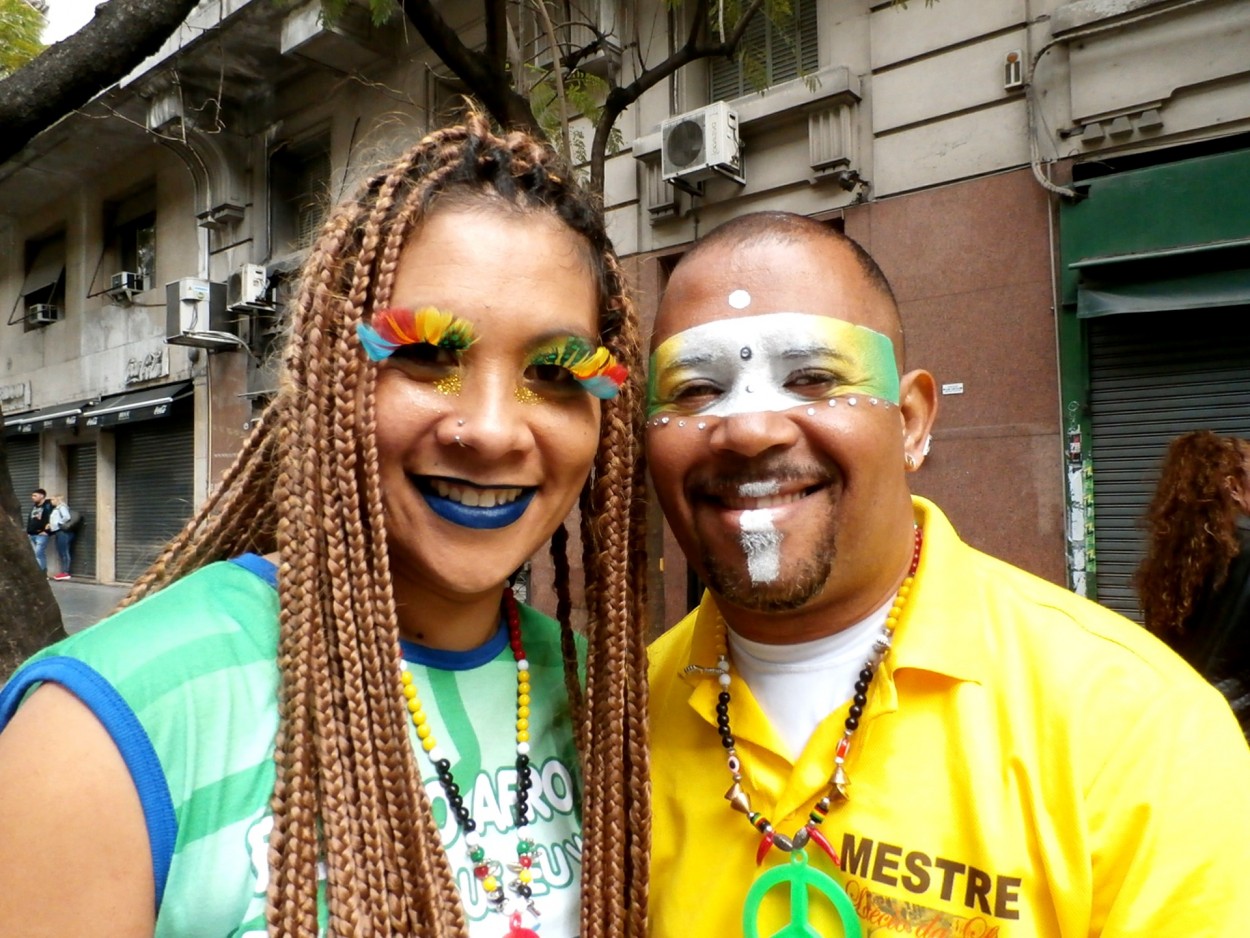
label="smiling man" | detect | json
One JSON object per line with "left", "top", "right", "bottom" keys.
{"left": 645, "top": 212, "right": 1250, "bottom": 937}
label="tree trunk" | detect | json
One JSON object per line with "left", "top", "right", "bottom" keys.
{"left": 0, "top": 0, "right": 202, "bottom": 166}
{"left": 0, "top": 417, "right": 66, "bottom": 681}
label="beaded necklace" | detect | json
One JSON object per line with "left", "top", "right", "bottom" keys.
{"left": 692, "top": 526, "right": 922, "bottom": 936}
{"left": 399, "top": 587, "right": 541, "bottom": 937}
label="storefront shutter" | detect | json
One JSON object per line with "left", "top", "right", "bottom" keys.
{"left": 66, "top": 444, "right": 97, "bottom": 578}
{"left": 1088, "top": 306, "right": 1250, "bottom": 620}
{"left": 114, "top": 404, "right": 194, "bottom": 582}
{"left": 5, "top": 436, "right": 40, "bottom": 529}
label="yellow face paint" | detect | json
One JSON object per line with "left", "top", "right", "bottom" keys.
{"left": 647, "top": 312, "right": 899, "bottom": 418}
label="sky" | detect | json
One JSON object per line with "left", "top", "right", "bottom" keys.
{"left": 42, "top": 0, "right": 99, "bottom": 45}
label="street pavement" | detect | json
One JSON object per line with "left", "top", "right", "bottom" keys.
{"left": 49, "top": 577, "right": 130, "bottom": 636}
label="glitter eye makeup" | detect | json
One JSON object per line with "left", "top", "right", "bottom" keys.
{"left": 356, "top": 306, "right": 478, "bottom": 362}
{"left": 527, "top": 335, "right": 628, "bottom": 401}
{"left": 647, "top": 311, "right": 899, "bottom": 418}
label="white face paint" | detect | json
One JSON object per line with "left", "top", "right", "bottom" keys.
{"left": 647, "top": 312, "right": 899, "bottom": 419}
{"left": 739, "top": 509, "right": 782, "bottom": 583}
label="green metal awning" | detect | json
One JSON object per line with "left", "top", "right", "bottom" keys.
{"left": 1077, "top": 266, "right": 1250, "bottom": 318}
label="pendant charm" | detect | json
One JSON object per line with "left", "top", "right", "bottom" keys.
{"left": 831, "top": 765, "right": 850, "bottom": 804}
{"left": 743, "top": 850, "right": 862, "bottom": 938}
{"left": 503, "top": 910, "right": 539, "bottom": 937}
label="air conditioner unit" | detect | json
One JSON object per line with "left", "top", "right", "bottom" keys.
{"left": 660, "top": 102, "right": 744, "bottom": 187}
{"left": 108, "top": 270, "right": 144, "bottom": 301}
{"left": 165, "top": 278, "right": 236, "bottom": 349}
{"left": 227, "top": 263, "right": 272, "bottom": 310}
{"left": 26, "top": 303, "right": 62, "bottom": 326}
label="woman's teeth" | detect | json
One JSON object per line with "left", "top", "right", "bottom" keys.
{"left": 430, "top": 479, "right": 524, "bottom": 508}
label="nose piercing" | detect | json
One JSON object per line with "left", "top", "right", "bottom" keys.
{"left": 454, "top": 435, "right": 466, "bottom": 447}
{"left": 457, "top": 419, "right": 465, "bottom": 426}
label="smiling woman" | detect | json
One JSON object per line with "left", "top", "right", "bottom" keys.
{"left": 0, "top": 115, "right": 649, "bottom": 938}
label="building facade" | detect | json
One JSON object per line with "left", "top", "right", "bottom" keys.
{"left": 2, "top": 0, "right": 1247, "bottom": 633}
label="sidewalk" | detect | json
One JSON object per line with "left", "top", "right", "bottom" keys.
{"left": 48, "top": 577, "right": 130, "bottom": 636}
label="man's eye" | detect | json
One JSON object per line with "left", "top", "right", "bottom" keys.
{"left": 786, "top": 370, "right": 839, "bottom": 396}
{"left": 391, "top": 343, "right": 459, "bottom": 367}
{"left": 524, "top": 363, "right": 580, "bottom": 387}
{"left": 670, "top": 380, "right": 723, "bottom": 407}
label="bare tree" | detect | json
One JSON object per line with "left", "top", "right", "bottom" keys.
{"left": 398, "top": 0, "right": 768, "bottom": 192}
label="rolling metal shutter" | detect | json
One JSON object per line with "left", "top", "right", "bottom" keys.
{"left": 5, "top": 436, "right": 39, "bottom": 529}
{"left": 114, "top": 403, "right": 194, "bottom": 582}
{"left": 66, "top": 444, "right": 97, "bottom": 578}
{"left": 1088, "top": 306, "right": 1250, "bottom": 620}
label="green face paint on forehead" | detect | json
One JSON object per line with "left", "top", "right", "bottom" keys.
{"left": 647, "top": 312, "right": 899, "bottom": 418}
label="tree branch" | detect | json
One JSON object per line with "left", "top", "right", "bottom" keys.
{"left": 400, "top": 0, "right": 539, "bottom": 131}
{"left": 0, "top": 0, "right": 202, "bottom": 166}
{"left": 589, "top": 0, "right": 765, "bottom": 190}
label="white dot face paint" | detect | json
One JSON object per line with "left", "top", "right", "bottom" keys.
{"left": 647, "top": 312, "right": 899, "bottom": 419}
{"left": 728, "top": 289, "right": 752, "bottom": 309}
{"left": 739, "top": 509, "right": 782, "bottom": 584}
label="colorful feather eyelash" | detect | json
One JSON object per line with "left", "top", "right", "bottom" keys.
{"left": 530, "top": 336, "right": 628, "bottom": 400}
{"left": 356, "top": 306, "right": 478, "bottom": 361}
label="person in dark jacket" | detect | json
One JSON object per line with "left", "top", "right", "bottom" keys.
{"left": 1137, "top": 430, "right": 1250, "bottom": 734}
{"left": 25, "top": 488, "right": 53, "bottom": 574}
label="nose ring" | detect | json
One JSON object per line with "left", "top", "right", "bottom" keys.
{"left": 454, "top": 434, "right": 466, "bottom": 447}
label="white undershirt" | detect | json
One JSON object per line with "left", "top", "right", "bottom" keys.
{"left": 727, "top": 600, "right": 890, "bottom": 759}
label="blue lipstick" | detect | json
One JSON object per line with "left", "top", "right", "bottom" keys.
{"left": 420, "top": 485, "right": 536, "bottom": 530}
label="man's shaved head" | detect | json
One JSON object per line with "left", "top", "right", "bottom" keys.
{"left": 660, "top": 211, "right": 905, "bottom": 366}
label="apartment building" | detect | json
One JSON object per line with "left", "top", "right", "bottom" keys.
{"left": 2, "top": 0, "right": 1247, "bottom": 628}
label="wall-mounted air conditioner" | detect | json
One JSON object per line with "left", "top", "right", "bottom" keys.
{"left": 26, "top": 303, "right": 62, "bottom": 326}
{"left": 165, "top": 278, "right": 237, "bottom": 350}
{"left": 660, "top": 102, "right": 744, "bottom": 188}
{"left": 108, "top": 270, "right": 144, "bottom": 302}
{"left": 227, "top": 263, "right": 272, "bottom": 311}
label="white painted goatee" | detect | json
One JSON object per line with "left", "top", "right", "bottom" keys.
{"left": 739, "top": 509, "right": 782, "bottom": 583}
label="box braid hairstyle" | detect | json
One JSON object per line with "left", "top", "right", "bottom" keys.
{"left": 122, "top": 114, "right": 650, "bottom": 937}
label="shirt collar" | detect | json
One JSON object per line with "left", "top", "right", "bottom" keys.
{"left": 678, "top": 495, "right": 984, "bottom": 689}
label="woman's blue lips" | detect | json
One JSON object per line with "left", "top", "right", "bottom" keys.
{"left": 419, "top": 484, "right": 536, "bottom": 530}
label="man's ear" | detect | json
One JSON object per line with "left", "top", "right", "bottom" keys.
{"left": 899, "top": 369, "right": 938, "bottom": 471}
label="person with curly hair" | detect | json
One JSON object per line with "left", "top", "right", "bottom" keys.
{"left": 0, "top": 115, "right": 649, "bottom": 937}
{"left": 1136, "top": 429, "right": 1250, "bottom": 732}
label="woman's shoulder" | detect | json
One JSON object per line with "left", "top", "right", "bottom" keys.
{"left": 23, "top": 558, "right": 281, "bottom": 684}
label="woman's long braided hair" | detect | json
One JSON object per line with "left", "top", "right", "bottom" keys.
{"left": 123, "top": 114, "right": 650, "bottom": 937}
{"left": 1136, "top": 430, "right": 1250, "bottom": 635}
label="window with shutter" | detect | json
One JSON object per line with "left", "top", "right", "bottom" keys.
{"left": 710, "top": 0, "right": 819, "bottom": 101}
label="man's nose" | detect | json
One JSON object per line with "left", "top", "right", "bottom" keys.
{"left": 706, "top": 409, "right": 801, "bottom": 458}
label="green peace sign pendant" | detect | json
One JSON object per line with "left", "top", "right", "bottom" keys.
{"left": 743, "top": 850, "right": 863, "bottom": 938}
